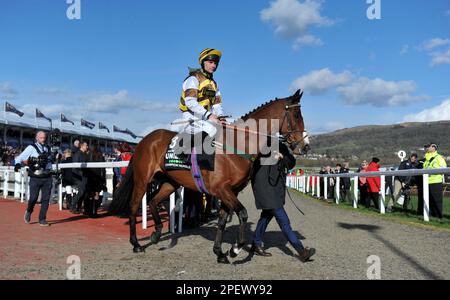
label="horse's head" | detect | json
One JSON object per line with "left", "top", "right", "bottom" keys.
{"left": 279, "top": 90, "right": 310, "bottom": 155}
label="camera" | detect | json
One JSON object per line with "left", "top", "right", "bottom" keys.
{"left": 49, "top": 128, "right": 62, "bottom": 152}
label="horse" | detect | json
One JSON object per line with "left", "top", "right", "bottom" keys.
{"left": 108, "top": 90, "right": 310, "bottom": 264}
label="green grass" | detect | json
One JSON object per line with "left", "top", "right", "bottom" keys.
{"left": 290, "top": 188, "right": 450, "bottom": 231}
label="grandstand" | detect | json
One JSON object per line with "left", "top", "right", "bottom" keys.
{"left": 0, "top": 119, "right": 138, "bottom": 153}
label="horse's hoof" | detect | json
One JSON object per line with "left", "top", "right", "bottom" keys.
{"left": 217, "top": 256, "right": 230, "bottom": 264}
{"left": 133, "top": 246, "right": 145, "bottom": 253}
{"left": 150, "top": 233, "right": 161, "bottom": 244}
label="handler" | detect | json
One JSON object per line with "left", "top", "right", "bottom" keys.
{"left": 250, "top": 141, "right": 315, "bottom": 262}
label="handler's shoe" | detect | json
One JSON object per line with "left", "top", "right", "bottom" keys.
{"left": 39, "top": 220, "right": 50, "bottom": 227}
{"left": 250, "top": 244, "right": 272, "bottom": 257}
{"left": 297, "top": 247, "right": 316, "bottom": 262}
{"left": 24, "top": 211, "right": 31, "bottom": 224}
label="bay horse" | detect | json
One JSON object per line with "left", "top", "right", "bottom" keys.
{"left": 109, "top": 90, "right": 310, "bottom": 263}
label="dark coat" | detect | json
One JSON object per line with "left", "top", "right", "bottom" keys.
{"left": 61, "top": 157, "right": 74, "bottom": 186}
{"left": 87, "top": 153, "right": 106, "bottom": 193}
{"left": 251, "top": 143, "right": 296, "bottom": 210}
{"left": 340, "top": 168, "right": 351, "bottom": 189}
{"left": 72, "top": 150, "right": 89, "bottom": 181}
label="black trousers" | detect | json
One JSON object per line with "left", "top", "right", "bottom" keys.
{"left": 368, "top": 192, "right": 380, "bottom": 209}
{"left": 27, "top": 176, "right": 53, "bottom": 222}
{"left": 429, "top": 183, "right": 443, "bottom": 219}
{"left": 71, "top": 177, "right": 88, "bottom": 211}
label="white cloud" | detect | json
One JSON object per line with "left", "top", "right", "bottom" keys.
{"left": 35, "top": 87, "right": 68, "bottom": 96}
{"left": 421, "top": 38, "right": 450, "bottom": 51}
{"left": 400, "top": 45, "right": 409, "bottom": 55}
{"left": 337, "top": 77, "right": 430, "bottom": 107}
{"left": 430, "top": 49, "right": 450, "bottom": 66}
{"left": 403, "top": 99, "right": 450, "bottom": 122}
{"left": 0, "top": 82, "right": 18, "bottom": 96}
{"left": 260, "top": 0, "right": 334, "bottom": 49}
{"left": 290, "top": 68, "right": 352, "bottom": 94}
{"left": 83, "top": 90, "right": 179, "bottom": 114}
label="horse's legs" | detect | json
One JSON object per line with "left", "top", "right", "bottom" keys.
{"left": 230, "top": 205, "right": 248, "bottom": 258}
{"left": 148, "top": 182, "right": 177, "bottom": 244}
{"left": 213, "top": 205, "right": 231, "bottom": 264}
{"left": 129, "top": 183, "right": 148, "bottom": 253}
{"left": 215, "top": 187, "right": 248, "bottom": 260}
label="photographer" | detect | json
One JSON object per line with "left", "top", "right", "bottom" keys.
{"left": 14, "top": 131, "right": 53, "bottom": 227}
{"left": 387, "top": 153, "right": 418, "bottom": 213}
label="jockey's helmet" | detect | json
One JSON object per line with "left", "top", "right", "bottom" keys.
{"left": 199, "top": 48, "right": 222, "bottom": 66}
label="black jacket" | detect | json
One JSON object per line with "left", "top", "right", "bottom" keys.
{"left": 396, "top": 159, "right": 418, "bottom": 185}
{"left": 72, "top": 150, "right": 89, "bottom": 181}
{"left": 251, "top": 143, "right": 296, "bottom": 210}
{"left": 340, "top": 168, "right": 351, "bottom": 189}
{"left": 61, "top": 157, "right": 74, "bottom": 186}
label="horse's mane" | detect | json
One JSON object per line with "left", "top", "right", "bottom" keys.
{"left": 239, "top": 90, "right": 302, "bottom": 121}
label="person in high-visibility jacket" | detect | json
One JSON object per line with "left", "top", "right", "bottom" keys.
{"left": 423, "top": 143, "right": 447, "bottom": 219}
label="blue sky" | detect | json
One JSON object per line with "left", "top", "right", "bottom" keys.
{"left": 0, "top": 0, "right": 449, "bottom": 140}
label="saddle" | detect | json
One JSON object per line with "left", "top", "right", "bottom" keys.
{"left": 164, "top": 132, "right": 215, "bottom": 171}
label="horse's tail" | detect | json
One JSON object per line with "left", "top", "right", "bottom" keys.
{"left": 109, "top": 157, "right": 134, "bottom": 216}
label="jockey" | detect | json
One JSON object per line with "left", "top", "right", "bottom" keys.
{"left": 179, "top": 48, "right": 227, "bottom": 141}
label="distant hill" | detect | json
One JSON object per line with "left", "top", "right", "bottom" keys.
{"left": 306, "top": 121, "right": 450, "bottom": 166}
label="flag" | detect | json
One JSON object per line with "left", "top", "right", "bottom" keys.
{"left": 113, "top": 125, "right": 128, "bottom": 134}
{"left": 5, "top": 102, "right": 24, "bottom": 117}
{"left": 125, "top": 128, "right": 137, "bottom": 139}
{"left": 61, "top": 113, "right": 75, "bottom": 125}
{"left": 99, "top": 122, "right": 110, "bottom": 133}
{"left": 81, "top": 118, "right": 95, "bottom": 129}
{"left": 36, "top": 109, "right": 52, "bottom": 124}
{"left": 114, "top": 125, "right": 138, "bottom": 139}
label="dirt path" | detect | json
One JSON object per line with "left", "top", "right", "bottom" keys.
{"left": 1, "top": 186, "right": 449, "bottom": 280}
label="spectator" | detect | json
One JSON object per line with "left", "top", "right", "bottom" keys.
{"left": 339, "top": 162, "right": 354, "bottom": 204}
{"left": 61, "top": 149, "right": 74, "bottom": 210}
{"left": 86, "top": 145, "right": 106, "bottom": 218}
{"left": 423, "top": 143, "right": 447, "bottom": 219}
{"left": 119, "top": 143, "right": 133, "bottom": 179}
{"left": 324, "top": 165, "right": 335, "bottom": 200}
{"left": 71, "top": 139, "right": 80, "bottom": 155}
{"left": 70, "top": 142, "right": 89, "bottom": 214}
{"left": 113, "top": 145, "right": 122, "bottom": 188}
{"left": 357, "top": 161, "right": 369, "bottom": 207}
{"left": 387, "top": 154, "right": 418, "bottom": 213}
{"left": 366, "top": 157, "right": 381, "bottom": 210}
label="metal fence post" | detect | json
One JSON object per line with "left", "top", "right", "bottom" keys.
{"left": 306, "top": 176, "right": 310, "bottom": 194}
{"left": 336, "top": 177, "right": 340, "bottom": 204}
{"left": 317, "top": 177, "right": 321, "bottom": 198}
{"left": 423, "top": 174, "right": 430, "bottom": 222}
{"left": 170, "top": 192, "right": 176, "bottom": 233}
{"left": 142, "top": 193, "right": 147, "bottom": 229}
{"left": 3, "top": 169, "right": 9, "bottom": 198}
{"left": 380, "top": 175, "right": 385, "bottom": 214}
{"left": 178, "top": 187, "right": 184, "bottom": 233}
{"left": 311, "top": 176, "right": 315, "bottom": 196}
{"left": 324, "top": 177, "right": 328, "bottom": 200}
{"left": 353, "top": 176, "right": 358, "bottom": 208}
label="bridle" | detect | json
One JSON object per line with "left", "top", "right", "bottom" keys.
{"left": 279, "top": 103, "right": 309, "bottom": 152}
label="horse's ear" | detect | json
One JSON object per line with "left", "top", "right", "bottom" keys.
{"left": 292, "top": 89, "right": 303, "bottom": 103}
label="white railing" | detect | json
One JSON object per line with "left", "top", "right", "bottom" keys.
{"left": 0, "top": 162, "right": 183, "bottom": 233}
{"left": 287, "top": 168, "right": 450, "bottom": 222}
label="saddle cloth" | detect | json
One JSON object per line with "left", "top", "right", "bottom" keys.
{"left": 164, "top": 135, "right": 215, "bottom": 171}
